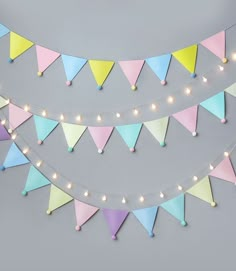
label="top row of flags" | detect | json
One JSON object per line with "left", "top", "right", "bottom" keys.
{"left": 0, "top": 23, "right": 228, "bottom": 90}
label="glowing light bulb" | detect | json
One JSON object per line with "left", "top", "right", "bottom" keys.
{"left": 232, "top": 53, "right": 236, "bottom": 61}
{"left": 202, "top": 76, "right": 208, "bottom": 83}
{"left": 193, "top": 176, "right": 198, "bottom": 181}
{"left": 178, "top": 185, "right": 183, "bottom": 191}
{"left": 167, "top": 96, "right": 174, "bottom": 104}
{"left": 5, "top": 99, "right": 10, "bottom": 104}
{"left": 84, "top": 191, "right": 89, "bottom": 197}
{"left": 22, "top": 148, "right": 29, "bottom": 154}
{"left": 52, "top": 173, "right": 57, "bottom": 179}
{"left": 116, "top": 112, "right": 121, "bottom": 118}
{"left": 97, "top": 115, "right": 102, "bottom": 122}
{"left": 102, "top": 195, "right": 107, "bottom": 202}
{"left": 151, "top": 103, "right": 157, "bottom": 110}
{"left": 36, "top": 160, "right": 42, "bottom": 167}
{"left": 184, "top": 88, "right": 191, "bottom": 96}
{"left": 160, "top": 192, "right": 164, "bottom": 198}
{"left": 139, "top": 195, "right": 144, "bottom": 203}
{"left": 42, "top": 110, "right": 47, "bottom": 117}
{"left": 209, "top": 164, "right": 214, "bottom": 170}
{"left": 60, "top": 114, "right": 64, "bottom": 121}
{"left": 224, "top": 151, "right": 229, "bottom": 157}
{"left": 122, "top": 197, "right": 126, "bottom": 204}
{"left": 11, "top": 133, "right": 17, "bottom": 140}
{"left": 67, "top": 182, "right": 72, "bottom": 189}
{"left": 76, "top": 115, "right": 82, "bottom": 122}
{"left": 133, "top": 109, "right": 139, "bottom": 116}
{"left": 218, "top": 65, "right": 224, "bottom": 71}
{"left": 1, "top": 119, "right": 6, "bottom": 125}
{"left": 24, "top": 105, "right": 30, "bottom": 112}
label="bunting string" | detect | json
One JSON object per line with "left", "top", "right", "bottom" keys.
{"left": 0, "top": 22, "right": 235, "bottom": 90}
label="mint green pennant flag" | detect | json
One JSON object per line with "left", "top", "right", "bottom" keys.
{"left": 224, "top": 83, "right": 236, "bottom": 97}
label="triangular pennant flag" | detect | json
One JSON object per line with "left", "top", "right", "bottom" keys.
{"left": 0, "top": 96, "right": 9, "bottom": 109}
{"left": 200, "top": 92, "right": 226, "bottom": 122}
{"left": 145, "top": 54, "right": 171, "bottom": 85}
{"left": 0, "top": 142, "right": 29, "bottom": 171}
{"left": 36, "top": 45, "right": 61, "bottom": 76}
{"left": 133, "top": 206, "right": 158, "bottom": 237}
{"left": 172, "top": 105, "right": 198, "bottom": 136}
{"left": 225, "top": 82, "right": 236, "bottom": 97}
{"left": 47, "top": 185, "right": 73, "bottom": 215}
{"left": 8, "top": 103, "right": 32, "bottom": 131}
{"left": 161, "top": 194, "right": 187, "bottom": 226}
{"left": 61, "top": 55, "right": 87, "bottom": 86}
{"left": 88, "top": 126, "right": 113, "bottom": 153}
{"left": 22, "top": 166, "right": 50, "bottom": 196}
{"left": 61, "top": 123, "right": 87, "bottom": 152}
{"left": 102, "top": 209, "right": 129, "bottom": 240}
{"left": 187, "top": 176, "right": 216, "bottom": 207}
{"left": 74, "top": 200, "right": 99, "bottom": 231}
{"left": 0, "top": 24, "right": 9, "bottom": 38}
{"left": 201, "top": 31, "right": 227, "bottom": 63}
{"left": 116, "top": 123, "right": 142, "bottom": 152}
{"left": 33, "top": 115, "right": 59, "bottom": 144}
{"left": 172, "top": 45, "right": 198, "bottom": 77}
{"left": 210, "top": 157, "right": 236, "bottom": 184}
{"left": 88, "top": 60, "right": 114, "bottom": 90}
{"left": 119, "top": 60, "right": 145, "bottom": 90}
{"left": 144, "top": 117, "right": 169, "bottom": 147}
{"left": 0, "top": 122, "right": 10, "bottom": 140}
{"left": 9, "top": 32, "right": 34, "bottom": 62}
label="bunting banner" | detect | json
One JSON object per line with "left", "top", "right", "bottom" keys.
{"left": 0, "top": 22, "right": 230, "bottom": 89}
{"left": 0, "top": 96, "right": 9, "bottom": 109}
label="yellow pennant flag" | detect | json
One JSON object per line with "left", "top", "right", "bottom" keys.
{"left": 0, "top": 96, "right": 9, "bottom": 109}
{"left": 144, "top": 117, "right": 169, "bottom": 147}
{"left": 172, "top": 44, "right": 198, "bottom": 76}
{"left": 9, "top": 32, "right": 34, "bottom": 61}
{"left": 61, "top": 123, "right": 87, "bottom": 152}
{"left": 47, "top": 185, "right": 73, "bottom": 215}
{"left": 88, "top": 60, "right": 115, "bottom": 90}
{"left": 187, "top": 176, "right": 216, "bottom": 207}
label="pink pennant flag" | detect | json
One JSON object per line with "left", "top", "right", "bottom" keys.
{"left": 210, "top": 157, "right": 236, "bottom": 184}
{"left": 36, "top": 45, "right": 61, "bottom": 76}
{"left": 74, "top": 200, "right": 99, "bottom": 231}
{"left": 172, "top": 105, "right": 198, "bottom": 136}
{"left": 8, "top": 103, "right": 32, "bottom": 132}
{"left": 118, "top": 60, "right": 145, "bottom": 90}
{"left": 201, "top": 31, "right": 228, "bottom": 63}
{"left": 88, "top": 126, "right": 114, "bottom": 153}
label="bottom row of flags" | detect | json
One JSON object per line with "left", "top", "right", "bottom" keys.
{"left": 1, "top": 141, "right": 236, "bottom": 239}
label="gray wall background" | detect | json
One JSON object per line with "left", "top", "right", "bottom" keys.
{"left": 1, "top": 0, "right": 236, "bottom": 270}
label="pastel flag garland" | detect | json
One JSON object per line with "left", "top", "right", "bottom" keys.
{"left": 0, "top": 96, "right": 9, "bottom": 109}
{"left": 47, "top": 185, "right": 73, "bottom": 215}
{"left": 116, "top": 123, "right": 142, "bottom": 152}
{"left": 22, "top": 165, "right": 50, "bottom": 196}
{"left": 209, "top": 157, "right": 236, "bottom": 184}
{"left": 224, "top": 82, "right": 236, "bottom": 97}
{"left": 88, "top": 60, "right": 115, "bottom": 90}
{"left": 8, "top": 103, "right": 32, "bottom": 132}
{"left": 172, "top": 45, "right": 198, "bottom": 77}
{"left": 9, "top": 32, "right": 34, "bottom": 62}
{"left": 145, "top": 54, "right": 172, "bottom": 85}
{"left": 33, "top": 115, "right": 59, "bottom": 145}
{"left": 0, "top": 24, "right": 9, "bottom": 38}
{"left": 61, "top": 122, "right": 87, "bottom": 152}
{"left": 118, "top": 60, "right": 145, "bottom": 90}
{"left": 102, "top": 209, "right": 129, "bottom": 240}
{"left": 61, "top": 55, "right": 87, "bottom": 86}
{"left": 187, "top": 176, "right": 216, "bottom": 207}
{"left": 133, "top": 206, "right": 158, "bottom": 237}
{"left": 200, "top": 91, "right": 226, "bottom": 123}
{"left": 0, "top": 142, "right": 29, "bottom": 171}
{"left": 88, "top": 126, "right": 114, "bottom": 154}
{"left": 201, "top": 31, "right": 228, "bottom": 63}
{"left": 144, "top": 117, "right": 169, "bottom": 147}
{"left": 0, "top": 122, "right": 10, "bottom": 141}
{"left": 74, "top": 200, "right": 99, "bottom": 231}
{"left": 161, "top": 194, "right": 187, "bottom": 226}
{"left": 172, "top": 105, "right": 198, "bottom": 136}
{"left": 36, "top": 45, "right": 61, "bottom": 76}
